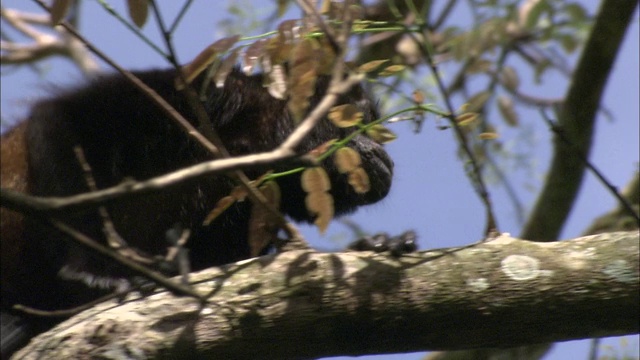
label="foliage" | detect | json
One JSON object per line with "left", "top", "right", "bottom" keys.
{"left": 1, "top": 0, "right": 638, "bottom": 359}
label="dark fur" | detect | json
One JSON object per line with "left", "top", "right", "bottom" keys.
{"left": 0, "top": 67, "right": 392, "bottom": 356}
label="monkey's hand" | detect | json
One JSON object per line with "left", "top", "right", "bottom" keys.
{"left": 347, "top": 230, "right": 418, "bottom": 257}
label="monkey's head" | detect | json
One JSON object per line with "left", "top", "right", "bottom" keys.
{"left": 206, "top": 69, "right": 394, "bottom": 223}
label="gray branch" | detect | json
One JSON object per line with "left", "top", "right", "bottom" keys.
{"left": 15, "top": 231, "right": 639, "bottom": 359}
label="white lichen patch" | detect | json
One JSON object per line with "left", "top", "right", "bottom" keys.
{"left": 565, "top": 249, "right": 595, "bottom": 270}
{"left": 501, "top": 255, "right": 542, "bottom": 281}
{"left": 602, "top": 259, "right": 638, "bottom": 283}
{"left": 466, "top": 277, "right": 490, "bottom": 292}
{"left": 486, "top": 232, "right": 515, "bottom": 245}
{"left": 200, "top": 307, "right": 214, "bottom": 315}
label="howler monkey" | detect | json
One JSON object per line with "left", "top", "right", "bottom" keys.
{"left": 0, "top": 67, "right": 393, "bottom": 356}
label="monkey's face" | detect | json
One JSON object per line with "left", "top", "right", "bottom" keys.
{"left": 276, "top": 76, "right": 394, "bottom": 222}
{"left": 209, "top": 69, "right": 393, "bottom": 223}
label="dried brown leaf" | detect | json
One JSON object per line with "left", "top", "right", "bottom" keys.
{"left": 497, "top": 95, "right": 519, "bottom": 127}
{"left": 412, "top": 90, "right": 425, "bottom": 104}
{"left": 277, "top": 0, "right": 290, "bottom": 17}
{"left": 307, "top": 139, "right": 337, "bottom": 158}
{"left": 203, "top": 195, "right": 236, "bottom": 226}
{"left": 456, "top": 112, "right": 479, "bottom": 126}
{"left": 478, "top": 132, "right": 499, "bottom": 140}
{"left": 127, "top": 0, "right": 148, "bottom": 28}
{"left": 248, "top": 208, "right": 278, "bottom": 257}
{"left": 348, "top": 167, "right": 371, "bottom": 194}
{"left": 243, "top": 39, "right": 267, "bottom": 74}
{"left": 214, "top": 49, "right": 240, "bottom": 88}
{"left": 378, "top": 64, "right": 406, "bottom": 77}
{"left": 178, "top": 35, "right": 241, "bottom": 89}
{"left": 328, "top": 104, "right": 363, "bottom": 128}
{"left": 267, "top": 65, "right": 288, "bottom": 99}
{"left": 229, "top": 185, "right": 249, "bottom": 202}
{"left": 366, "top": 124, "right": 397, "bottom": 144}
{"left": 267, "top": 35, "right": 291, "bottom": 65}
{"left": 259, "top": 181, "right": 281, "bottom": 208}
{"left": 288, "top": 38, "right": 319, "bottom": 121}
{"left": 316, "top": 37, "right": 337, "bottom": 74}
{"left": 334, "top": 147, "right": 362, "bottom": 173}
{"left": 301, "top": 167, "right": 331, "bottom": 193}
{"left": 466, "top": 91, "right": 491, "bottom": 112}
{"left": 467, "top": 58, "right": 492, "bottom": 73}
{"left": 501, "top": 66, "right": 520, "bottom": 90}
{"left": 320, "top": 0, "right": 331, "bottom": 14}
{"left": 277, "top": 20, "right": 299, "bottom": 43}
{"left": 247, "top": 181, "right": 282, "bottom": 256}
{"left": 305, "top": 192, "right": 334, "bottom": 234}
{"left": 357, "top": 60, "right": 389, "bottom": 73}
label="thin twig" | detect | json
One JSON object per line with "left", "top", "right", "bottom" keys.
{"left": 295, "top": 0, "right": 340, "bottom": 54}
{"left": 541, "top": 110, "right": 640, "bottom": 224}
{"left": 51, "top": 220, "right": 204, "bottom": 300}
{"left": 0, "top": 147, "right": 299, "bottom": 215}
{"left": 14, "top": 293, "right": 120, "bottom": 318}
{"left": 522, "top": 0, "right": 639, "bottom": 240}
{"left": 31, "top": 0, "right": 220, "bottom": 157}
{"left": 73, "top": 146, "right": 154, "bottom": 264}
{"left": 408, "top": 27, "right": 499, "bottom": 235}
{"left": 148, "top": 0, "right": 292, "bottom": 239}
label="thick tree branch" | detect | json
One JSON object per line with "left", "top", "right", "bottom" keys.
{"left": 429, "top": 172, "right": 640, "bottom": 360}
{"left": 14, "top": 231, "right": 639, "bottom": 359}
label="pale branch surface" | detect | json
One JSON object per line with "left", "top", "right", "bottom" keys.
{"left": 14, "top": 231, "right": 639, "bottom": 359}
{"left": 428, "top": 172, "right": 640, "bottom": 360}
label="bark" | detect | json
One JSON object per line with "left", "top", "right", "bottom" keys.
{"left": 14, "top": 231, "right": 639, "bottom": 360}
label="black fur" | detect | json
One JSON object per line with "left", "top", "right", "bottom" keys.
{"left": 0, "top": 67, "right": 392, "bottom": 357}
{"left": 347, "top": 231, "right": 417, "bottom": 256}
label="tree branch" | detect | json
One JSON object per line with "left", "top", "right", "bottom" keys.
{"left": 14, "top": 231, "right": 639, "bottom": 359}
{"left": 522, "top": 0, "right": 639, "bottom": 241}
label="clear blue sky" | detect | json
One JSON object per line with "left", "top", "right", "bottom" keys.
{"left": 1, "top": 1, "right": 638, "bottom": 359}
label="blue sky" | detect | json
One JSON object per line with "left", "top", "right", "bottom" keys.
{"left": 1, "top": 1, "right": 638, "bottom": 359}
